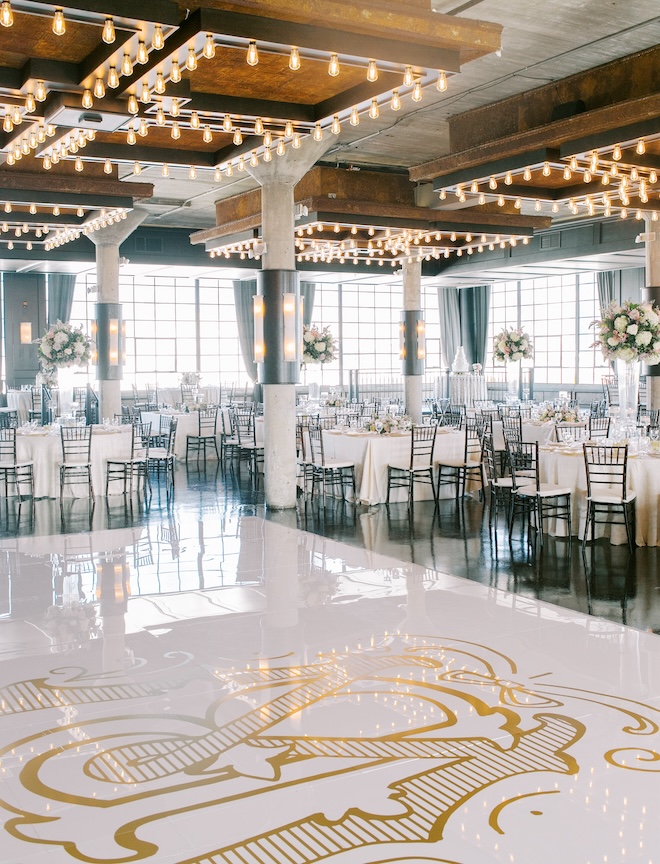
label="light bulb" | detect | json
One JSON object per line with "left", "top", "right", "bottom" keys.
{"left": 140, "top": 81, "right": 150, "bottom": 102}
{"left": 601, "top": 172, "right": 610, "bottom": 185}
{"left": 155, "top": 106, "right": 165, "bottom": 125}
{"left": 35, "top": 80, "right": 46, "bottom": 102}
{"left": 488, "top": 176, "right": 497, "bottom": 190}
{"left": 37, "top": 125, "right": 45, "bottom": 143}
{"left": 563, "top": 165, "right": 571, "bottom": 180}
{"left": 203, "top": 125, "right": 212, "bottom": 143}
{"left": 250, "top": 150, "right": 258, "bottom": 166}
{"left": 189, "top": 165, "right": 197, "bottom": 179}
{"left": 284, "top": 120, "right": 293, "bottom": 137}
{"left": 132, "top": 161, "right": 141, "bottom": 175}
{"left": 233, "top": 129, "right": 242, "bottom": 145}
{"left": 367, "top": 59, "right": 378, "bottom": 82}
{"left": 350, "top": 106, "right": 359, "bottom": 126}
{"left": 52, "top": 8, "right": 65, "bottom": 35}
{"left": 170, "top": 59, "right": 181, "bottom": 82}
{"left": 121, "top": 53, "right": 133, "bottom": 76}
{"left": 403, "top": 65, "right": 414, "bottom": 87}
{"left": 534, "top": 199, "right": 541, "bottom": 211}
{"left": 437, "top": 70, "right": 448, "bottom": 92}
{"left": 636, "top": 139, "right": 646, "bottom": 155}
{"left": 650, "top": 170, "right": 658, "bottom": 184}
{"left": 225, "top": 162, "right": 233, "bottom": 176}
{"left": 331, "top": 114, "right": 341, "bottom": 133}
{"left": 247, "top": 40, "right": 258, "bottom": 66}
{"left": 583, "top": 169, "right": 592, "bottom": 182}
{"left": 263, "top": 145, "right": 271, "bottom": 162}
{"left": 412, "top": 80, "right": 422, "bottom": 102}
{"left": 203, "top": 33, "right": 215, "bottom": 59}
{"left": 223, "top": 114, "right": 232, "bottom": 132}
{"left": 313, "top": 122, "right": 323, "bottom": 141}
{"left": 186, "top": 46, "right": 197, "bottom": 71}
{"left": 292, "top": 132, "right": 301, "bottom": 148}
{"left": 0, "top": 1, "right": 13, "bottom": 27}
{"left": 137, "top": 41, "right": 148, "bottom": 64}
{"left": 126, "top": 126, "right": 136, "bottom": 144}
{"left": 81, "top": 89, "right": 93, "bottom": 109}
{"left": 237, "top": 156, "right": 245, "bottom": 172}
{"left": 21, "top": 135, "right": 30, "bottom": 154}
{"left": 127, "top": 94, "right": 139, "bottom": 114}
{"left": 514, "top": 197, "right": 522, "bottom": 209}
{"left": 190, "top": 110, "right": 200, "bottom": 129}
{"left": 50, "top": 149, "right": 58, "bottom": 163}
{"left": 214, "top": 167, "right": 222, "bottom": 181}
{"left": 93, "top": 77, "right": 105, "bottom": 98}
{"left": 328, "top": 53, "right": 340, "bottom": 76}
{"left": 523, "top": 166, "right": 532, "bottom": 181}
{"left": 542, "top": 161, "right": 551, "bottom": 176}
{"left": 263, "top": 129, "right": 271, "bottom": 146}
{"left": 139, "top": 118, "right": 148, "bottom": 136}
{"left": 289, "top": 46, "right": 300, "bottom": 71}
{"left": 569, "top": 155, "right": 578, "bottom": 170}
{"left": 43, "top": 154, "right": 51, "bottom": 169}
{"left": 162, "top": 163, "right": 169, "bottom": 176}
{"left": 2, "top": 113, "right": 11, "bottom": 132}
{"left": 170, "top": 98, "right": 179, "bottom": 116}
{"left": 152, "top": 24, "right": 164, "bottom": 50}
{"left": 171, "top": 122, "right": 180, "bottom": 139}
{"left": 391, "top": 89, "right": 401, "bottom": 110}
{"left": 276, "top": 137, "right": 285, "bottom": 156}
{"left": 102, "top": 16, "right": 115, "bottom": 43}
{"left": 254, "top": 116, "right": 263, "bottom": 135}
{"left": 154, "top": 72, "right": 165, "bottom": 94}
{"left": 5, "top": 152, "right": 13, "bottom": 165}
{"left": 107, "top": 65, "right": 119, "bottom": 88}
{"left": 74, "top": 156, "right": 83, "bottom": 172}
{"left": 497, "top": 194, "right": 504, "bottom": 206}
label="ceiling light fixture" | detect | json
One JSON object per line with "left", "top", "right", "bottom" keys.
{"left": 93, "top": 77, "right": 105, "bottom": 99}
{"left": 152, "top": 24, "right": 164, "bottom": 51}
{"left": 203, "top": 125, "right": 212, "bottom": 143}
{"left": 367, "top": 59, "right": 378, "bottom": 82}
{"left": 289, "top": 46, "right": 301, "bottom": 71}
{"left": 35, "top": 80, "right": 46, "bottom": 102}
{"left": 121, "top": 53, "right": 133, "bottom": 76}
{"left": 437, "top": 70, "right": 448, "bottom": 91}
{"left": 186, "top": 46, "right": 197, "bottom": 71}
{"left": 102, "top": 16, "right": 115, "bottom": 44}
{"left": 136, "top": 41, "right": 148, "bottom": 64}
{"left": 203, "top": 33, "right": 215, "bottom": 59}
{"left": 52, "top": 8, "right": 65, "bottom": 35}
{"left": 328, "top": 53, "right": 340, "bottom": 77}
{"left": 247, "top": 40, "right": 259, "bottom": 66}
{"left": 391, "top": 89, "right": 401, "bottom": 110}
{"left": 0, "top": 1, "right": 13, "bottom": 27}
{"left": 170, "top": 59, "right": 181, "bottom": 82}
{"left": 107, "top": 65, "right": 119, "bottom": 88}
{"left": 154, "top": 72, "right": 165, "bottom": 94}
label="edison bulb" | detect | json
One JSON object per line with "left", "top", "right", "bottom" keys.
{"left": 107, "top": 66, "right": 119, "bottom": 88}
{"left": 412, "top": 81, "right": 422, "bottom": 102}
{"left": 190, "top": 111, "right": 200, "bottom": 129}
{"left": 203, "top": 33, "right": 215, "bottom": 59}
{"left": 328, "top": 53, "right": 340, "bottom": 77}
{"left": 52, "top": 8, "right": 65, "bottom": 35}
{"left": 186, "top": 47, "right": 197, "bottom": 71}
{"left": 154, "top": 72, "right": 165, "bottom": 94}
{"left": 391, "top": 89, "right": 401, "bottom": 110}
{"left": 331, "top": 114, "right": 341, "bottom": 133}
{"left": 289, "top": 46, "right": 301, "bottom": 71}
{"left": 369, "top": 99, "right": 379, "bottom": 119}
{"left": 151, "top": 24, "right": 164, "bottom": 50}
{"left": 203, "top": 125, "right": 212, "bottom": 143}
{"left": 246, "top": 40, "right": 258, "bottom": 66}
{"left": 81, "top": 89, "right": 93, "bottom": 109}
{"left": 350, "top": 106, "right": 359, "bottom": 126}
{"left": 437, "top": 70, "right": 448, "bottom": 91}
{"left": 170, "top": 59, "right": 181, "bottom": 82}
{"left": 136, "top": 41, "right": 148, "bottom": 64}
{"left": 284, "top": 120, "right": 293, "bottom": 137}
{"left": 121, "top": 53, "right": 133, "bottom": 76}
{"left": 367, "top": 59, "right": 378, "bottom": 82}
{"left": 0, "top": 1, "right": 13, "bottom": 27}
{"left": 104, "top": 159, "right": 112, "bottom": 174}
{"left": 233, "top": 129, "right": 242, "bottom": 145}
{"left": 313, "top": 123, "right": 323, "bottom": 141}
{"left": 35, "top": 80, "right": 46, "bottom": 101}
{"left": 102, "top": 16, "right": 115, "bottom": 43}
{"left": 127, "top": 94, "right": 139, "bottom": 114}
{"left": 93, "top": 77, "right": 105, "bottom": 99}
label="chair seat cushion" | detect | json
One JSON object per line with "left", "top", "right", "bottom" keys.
{"left": 437, "top": 458, "right": 482, "bottom": 469}
{"left": 492, "top": 477, "right": 514, "bottom": 488}
{"left": 317, "top": 461, "right": 354, "bottom": 470}
{"left": 588, "top": 492, "right": 636, "bottom": 505}
{"left": 518, "top": 484, "right": 572, "bottom": 498}
{"left": 0, "top": 460, "right": 33, "bottom": 469}
{"left": 149, "top": 448, "right": 169, "bottom": 459}
{"left": 389, "top": 462, "right": 433, "bottom": 473}
{"left": 62, "top": 461, "right": 91, "bottom": 468}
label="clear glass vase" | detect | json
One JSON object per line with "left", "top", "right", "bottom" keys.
{"left": 56, "top": 365, "right": 76, "bottom": 418}
{"left": 615, "top": 357, "right": 640, "bottom": 433}
{"left": 507, "top": 359, "right": 521, "bottom": 402}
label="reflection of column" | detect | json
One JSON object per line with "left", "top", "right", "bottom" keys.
{"left": 397, "top": 570, "right": 433, "bottom": 636}
{"left": 246, "top": 138, "right": 330, "bottom": 509}
{"left": 96, "top": 555, "right": 130, "bottom": 673}
{"left": 401, "top": 260, "right": 424, "bottom": 424}
{"left": 87, "top": 209, "right": 147, "bottom": 420}
{"left": 643, "top": 217, "right": 660, "bottom": 411}
{"left": 261, "top": 516, "right": 302, "bottom": 658}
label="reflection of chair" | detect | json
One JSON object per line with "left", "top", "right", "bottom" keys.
{"left": 308, "top": 426, "right": 356, "bottom": 502}
{"left": 602, "top": 374, "right": 618, "bottom": 407}
{"left": 185, "top": 408, "right": 219, "bottom": 463}
{"left": 386, "top": 424, "right": 437, "bottom": 506}
{"left": 482, "top": 430, "right": 513, "bottom": 530}
{"left": 105, "top": 422, "right": 151, "bottom": 497}
{"left": 507, "top": 440, "right": 571, "bottom": 548}
{"left": 0, "top": 427, "right": 33, "bottom": 504}
{"left": 29, "top": 386, "right": 44, "bottom": 423}
{"left": 149, "top": 418, "right": 177, "bottom": 494}
{"left": 60, "top": 426, "right": 94, "bottom": 498}
{"left": 235, "top": 412, "right": 263, "bottom": 482}
{"left": 435, "top": 418, "right": 484, "bottom": 501}
{"left": 583, "top": 443, "right": 636, "bottom": 552}
{"left": 0, "top": 411, "right": 18, "bottom": 429}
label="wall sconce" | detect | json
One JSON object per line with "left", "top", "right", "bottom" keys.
{"left": 19, "top": 322, "right": 32, "bottom": 344}
{"left": 93, "top": 302, "right": 123, "bottom": 381}
{"left": 400, "top": 310, "right": 426, "bottom": 376}
{"left": 253, "top": 271, "right": 301, "bottom": 384}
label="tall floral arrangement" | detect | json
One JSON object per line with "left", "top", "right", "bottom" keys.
{"left": 37, "top": 320, "right": 91, "bottom": 368}
{"left": 493, "top": 326, "right": 533, "bottom": 363}
{"left": 303, "top": 324, "right": 337, "bottom": 364}
{"left": 592, "top": 299, "right": 660, "bottom": 364}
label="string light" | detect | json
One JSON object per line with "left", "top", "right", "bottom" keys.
{"left": 247, "top": 40, "right": 259, "bottom": 66}
{"left": 170, "top": 59, "right": 181, "bottom": 82}
{"left": 186, "top": 46, "right": 197, "bottom": 71}
{"left": 284, "top": 120, "right": 294, "bottom": 137}
{"left": 155, "top": 106, "right": 165, "bottom": 125}
{"left": 276, "top": 137, "right": 285, "bottom": 156}
{"left": 542, "top": 161, "right": 551, "bottom": 176}
{"left": 139, "top": 118, "right": 148, "bottom": 136}
{"left": 154, "top": 72, "right": 165, "bottom": 94}
{"left": 81, "top": 89, "right": 93, "bottom": 109}
{"left": 189, "top": 165, "right": 197, "bottom": 179}
{"left": 225, "top": 162, "right": 233, "bottom": 176}
{"left": 162, "top": 162, "right": 169, "bottom": 176}
{"left": 52, "top": 8, "right": 65, "bottom": 36}
{"left": 350, "top": 106, "right": 359, "bottom": 126}
{"left": 328, "top": 53, "right": 340, "bottom": 77}
{"left": 152, "top": 24, "right": 164, "bottom": 51}
{"left": 250, "top": 150, "right": 259, "bottom": 167}
{"left": 254, "top": 116, "right": 264, "bottom": 135}
{"left": 104, "top": 159, "right": 112, "bottom": 174}
{"left": 133, "top": 161, "right": 141, "bottom": 175}
{"left": 170, "top": 98, "right": 179, "bottom": 117}
{"left": 190, "top": 110, "right": 200, "bottom": 129}
{"left": 102, "top": 16, "right": 115, "bottom": 43}
{"left": 93, "top": 77, "right": 105, "bottom": 99}
{"left": 369, "top": 99, "right": 379, "bottom": 119}
{"left": 331, "top": 114, "right": 341, "bottom": 134}
{"left": 214, "top": 167, "right": 222, "bottom": 181}
{"left": 412, "top": 80, "right": 422, "bottom": 102}
{"left": 437, "top": 70, "right": 448, "bottom": 91}
{"left": 263, "top": 145, "right": 272, "bottom": 162}
{"left": 636, "top": 139, "right": 646, "bottom": 155}
{"left": 35, "top": 80, "right": 46, "bottom": 102}
{"left": 171, "top": 122, "right": 180, "bottom": 139}
{"left": 289, "top": 46, "right": 301, "bottom": 70}
{"left": 126, "top": 124, "right": 136, "bottom": 145}
{"left": 523, "top": 166, "right": 532, "bottom": 181}
{"left": 612, "top": 144, "right": 622, "bottom": 160}
{"left": 313, "top": 123, "right": 323, "bottom": 141}
{"left": 107, "top": 66, "right": 119, "bottom": 88}
{"left": 203, "top": 125, "right": 212, "bottom": 143}
{"left": 203, "top": 33, "right": 215, "bottom": 59}
{"left": 391, "top": 89, "right": 401, "bottom": 110}
{"left": 74, "top": 156, "right": 83, "bottom": 172}
{"left": 121, "top": 53, "right": 133, "bottom": 76}
{"left": 223, "top": 114, "right": 232, "bottom": 132}
{"left": 127, "top": 94, "right": 139, "bottom": 114}
{"left": 140, "top": 81, "right": 150, "bottom": 103}
{"left": 292, "top": 132, "right": 301, "bottom": 148}
{"left": 0, "top": 1, "right": 13, "bottom": 27}
{"left": 136, "top": 41, "right": 148, "bottom": 64}
{"left": 232, "top": 129, "right": 242, "bottom": 145}
{"left": 2, "top": 113, "right": 11, "bottom": 133}
{"left": 367, "top": 59, "right": 378, "bottom": 82}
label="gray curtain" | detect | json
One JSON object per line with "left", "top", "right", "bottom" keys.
{"left": 232, "top": 279, "right": 258, "bottom": 383}
{"left": 459, "top": 285, "right": 491, "bottom": 366}
{"left": 300, "top": 281, "right": 315, "bottom": 327}
{"left": 438, "top": 287, "right": 461, "bottom": 369}
{"left": 597, "top": 271, "right": 617, "bottom": 316}
{"left": 47, "top": 273, "right": 76, "bottom": 325}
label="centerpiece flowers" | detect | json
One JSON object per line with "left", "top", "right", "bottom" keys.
{"left": 537, "top": 405, "right": 578, "bottom": 423}
{"left": 43, "top": 602, "right": 100, "bottom": 652}
{"left": 364, "top": 413, "right": 411, "bottom": 434}
{"left": 302, "top": 324, "right": 337, "bottom": 364}
{"left": 37, "top": 320, "right": 91, "bottom": 368}
{"left": 180, "top": 371, "right": 201, "bottom": 386}
{"left": 493, "top": 327, "right": 533, "bottom": 363}
{"left": 591, "top": 299, "right": 660, "bottom": 364}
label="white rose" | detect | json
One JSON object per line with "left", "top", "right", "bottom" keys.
{"left": 316, "top": 341, "right": 326, "bottom": 351}
{"left": 510, "top": 332, "right": 520, "bottom": 342}
{"left": 626, "top": 323, "right": 639, "bottom": 335}
{"left": 636, "top": 330, "right": 652, "bottom": 346}
{"left": 645, "top": 309, "right": 659, "bottom": 327}
{"left": 74, "top": 342, "right": 84, "bottom": 355}
{"left": 497, "top": 340, "right": 507, "bottom": 353}
{"left": 64, "top": 347, "right": 72, "bottom": 354}
{"left": 617, "top": 347, "right": 636, "bottom": 362}
{"left": 607, "top": 336, "right": 619, "bottom": 346}
{"left": 303, "top": 332, "right": 314, "bottom": 343}
{"left": 41, "top": 344, "right": 52, "bottom": 357}
{"left": 511, "top": 352, "right": 523, "bottom": 361}
{"left": 614, "top": 316, "right": 628, "bottom": 332}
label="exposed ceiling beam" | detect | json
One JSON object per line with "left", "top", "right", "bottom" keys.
{"left": 0, "top": 170, "right": 153, "bottom": 203}
{"left": 12, "top": 0, "right": 179, "bottom": 26}
{"left": 431, "top": 149, "right": 562, "bottom": 189}
{"left": 559, "top": 119, "right": 660, "bottom": 159}
{"left": 187, "top": 92, "right": 316, "bottom": 125}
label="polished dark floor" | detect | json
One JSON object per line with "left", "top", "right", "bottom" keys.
{"left": 1, "top": 460, "right": 658, "bottom": 633}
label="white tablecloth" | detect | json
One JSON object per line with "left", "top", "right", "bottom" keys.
{"left": 449, "top": 374, "right": 487, "bottom": 408}
{"left": 15, "top": 425, "right": 132, "bottom": 498}
{"left": 7, "top": 390, "right": 32, "bottom": 424}
{"left": 322, "top": 427, "right": 466, "bottom": 504}
{"left": 157, "top": 386, "right": 221, "bottom": 408}
{"left": 539, "top": 446, "right": 660, "bottom": 546}
{"left": 141, "top": 410, "right": 262, "bottom": 459}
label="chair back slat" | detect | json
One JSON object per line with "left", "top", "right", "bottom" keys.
{"left": 61, "top": 425, "right": 93, "bottom": 462}
{"left": 583, "top": 443, "right": 629, "bottom": 497}
{"left": 506, "top": 440, "right": 538, "bottom": 489}
{"left": 0, "top": 427, "right": 17, "bottom": 463}
{"left": 408, "top": 423, "right": 437, "bottom": 467}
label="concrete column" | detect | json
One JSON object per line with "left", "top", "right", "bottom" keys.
{"left": 246, "top": 137, "right": 331, "bottom": 509}
{"left": 87, "top": 208, "right": 147, "bottom": 420}
{"left": 644, "top": 217, "right": 660, "bottom": 411}
{"left": 402, "top": 259, "right": 424, "bottom": 424}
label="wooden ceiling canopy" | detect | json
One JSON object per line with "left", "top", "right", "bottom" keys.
{"left": 410, "top": 47, "right": 660, "bottom": 225}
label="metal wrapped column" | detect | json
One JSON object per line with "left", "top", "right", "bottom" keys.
{"left": 400, "top": 310, "right": 426, "bottom": 376}
{"left": 94, "top": 302, "right": 123, "bottom": 381}
{"left": 255, "top": 270, "right": 301, "bottom": 385}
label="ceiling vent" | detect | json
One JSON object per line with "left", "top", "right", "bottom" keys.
{"left": 46, "top": 94, "right": 129, "bottom": 133}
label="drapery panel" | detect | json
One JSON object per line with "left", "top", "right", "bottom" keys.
{"left": 596, "top": 271, "right": 616, "bottom": 316}
{"left": 459, "top": 285, "right": 491, "bottom": 366}
{"left": 300, "top": 282, "right": 315, "bottom": 328}
{"left": 47, "top": 274, "right": 76, "bottom": 326}
{"left": 232, "top": 279, "right": 258, "bottom": 382}
{"left": 438, "top": 287, "right": 461, "bottom": 369}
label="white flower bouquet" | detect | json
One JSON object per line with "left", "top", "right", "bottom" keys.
{"left": 537, "top": 406, "right": 578, "bottom": 423}
{"left": 325, "top": 396, "right": 345, "bottom": 408}
{"left": 493, "top": 327, "right": 533, "bottom": 363}
{"left": 303, "top": 324, "right": 337, "bottom": 364}
{"left": 180, "top": 371, "right": 201, "bottom": 386}
{"left": 43, "top": 602, "right": 100, "bottom": 651}
{"left": 36, "top": 364, "right": 58, "bottom": 388}
{"left": 592, "top": 299, "right": 660, "bottom": 364}
{"left": 37, "top": 320, "right": 91, "bottom": 368}
{"left": 364, "top": 413, "right": 410, "bottom": 434}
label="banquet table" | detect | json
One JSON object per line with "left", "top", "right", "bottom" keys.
{"left": 449, "top": 373, "right": 487, "bottom": 408}
{"left": 539, "top": 444, "right": 660, "bottom": 546}
{"left": 141, "top": 410, "right": 263, "bottom": 460}
{"left": 157, "top": 386, "right": 221, "bottom": 408}
{"left": 492, "top": 420, "right": 557, "bottom": 451}
{"left": 7, "top": 390, "right": 32, "bottom": 425}
{"left": 322, "top": 427, "right": 467, "bottom": 505}
{"left": 15, "top": 425, "right": 132, "bottom": 498}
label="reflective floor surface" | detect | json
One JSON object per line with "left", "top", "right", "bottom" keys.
{"left": 0, "top": 465, "right": 659, "bottom": 863}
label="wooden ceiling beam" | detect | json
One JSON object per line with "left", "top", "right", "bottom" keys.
{"left": 431, "top": 149, "right": 561, "bottom": 190}
{"left": 14, "top": 0, "right": 180, "bottom": 26}
{"left": 0, "top": 170, "right": 153, "bottom": 202}
{"left": 188, "top": 92, "right": 315, "bottom": 125}
{"left": 313, "top": 76, "right": 400, "bottom": 122}
{"left": 558, "top": 119, "right": 660, "bottom": 159}
{"left": 81, "top": 141, "right": 215, "bottom": 167}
